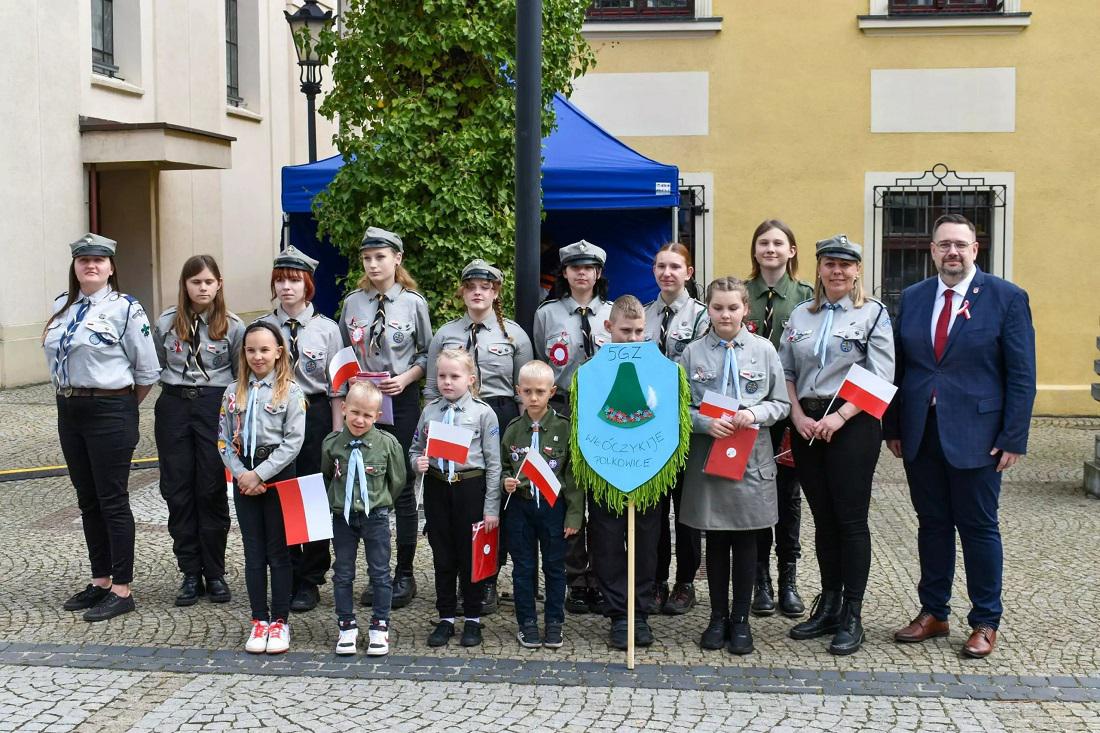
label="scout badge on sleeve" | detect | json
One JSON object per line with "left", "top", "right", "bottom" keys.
{"left": 548, "top": 333, "right": 569, "bottom": 366}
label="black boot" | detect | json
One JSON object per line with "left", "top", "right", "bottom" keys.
{"left": 777, "top": 562, "right": 805, "bottom": 617}
{"left": 727, "top": 615, "right": 754, "bottom": 655}
{"left": 751, "top": 563, "right": 775, "bottom": 617}
{"left": 699, "top": 616, "right": 728, "bottom": 650}
{"left": 391, "top": 544, "right": 417, "bottom": 609}
{"left": 481, "top": 580, "right": 499, "bottom": 616}
{"left": 788, "top": 590, "right": 843, "bottom": 640}
{"left": 828, "top": 600, "right": 865, "bottom": 655}
{"left": 175, "top": 574, "right": 204, "bottom": 607}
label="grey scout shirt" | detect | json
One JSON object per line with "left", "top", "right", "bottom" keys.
{"left": 425, "top": 314, "right": 535, "bottom": 402}
{"left": 44, "top": 285, "right": 160, "bottom": 389}
{"left": 340, "top": 284, "right": 432, "bottom": 375}
{"left": 153, "top": 307, "right": 244, "bottom": 387}
{"left": 260, "top": 304, "right": 344, "bottom": 397}
{"left": 218, "top": 375, "right": 307, "bottom": 482}
{"left": 321, "top": 425, "right": 406, "bottom": 515}
{"left": 643, "top": 289, "right": 709, "bottom": 361}
{"left": 779, "top": 295, "right": 895, "bottom": 400}
{"left": 409, "top": 391, "right": 503, "bottom": 517}
{"left": 532, "top": 295, "right": 612, "bottom": 393}
{"left": 681, "top": 329, "right": 791, "bottom": 433}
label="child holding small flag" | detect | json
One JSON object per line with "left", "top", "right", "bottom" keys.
{"left": 321, "top": 380, "right": 406, "bottom": 656}
{"left": 218, "top": 322, "right": 307, "bottom": 655}
{"left": 500, "top": 360, "right": 582, "bottom": 649}
{"left": 679, "top": 277, "right": 790, "bottom": 656}
{"left": 410, "top": 348, "right": 501, "bottom": 648}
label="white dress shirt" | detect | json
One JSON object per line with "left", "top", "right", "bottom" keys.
{"left": 930, "top": 267, "right": 978, "bottom": 347}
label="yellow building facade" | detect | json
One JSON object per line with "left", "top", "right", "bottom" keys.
{"left": 573, "top": 0, "right": 1099, "bottom": 415}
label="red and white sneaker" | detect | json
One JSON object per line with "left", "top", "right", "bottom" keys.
{"left": 245, "top": 620, "right": 269, "bottom": 654}
{"left": 266, "top": 619, "right": 290, "bottom": 654}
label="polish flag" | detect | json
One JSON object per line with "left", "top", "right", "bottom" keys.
{"left": 328, "top": 346, "right": 360, "bottom": 394}
{"left": 699, "top": 389, "right": 740, "bottom": 420}
{"left": 519, "top": 450, "right": 561, "bottom": 507}
{"left": 426, "top": 421, "right": 474, "bottom": 464}
{"left": 271, "top": 473, "right": 334, "bottom": 545}
{"left": 837, "top": 363, "right": 898, "bottom": 420}
{"left": 225, "top": 467, "right": 234, "bottom": 496}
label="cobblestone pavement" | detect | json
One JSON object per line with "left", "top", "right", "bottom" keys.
{"left": 1, "top": 383, "right": 1099, "bottom": 730}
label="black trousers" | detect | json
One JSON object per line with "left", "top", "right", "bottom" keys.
{"left": 154, "top": 387, "right": 230, "bottom": 579}
{"left": 550, "top": 394, "right": 595, "bottom": 591}
{"left": 57, "top": 393, "right": 139, "bottom": 584}
{"left": 791, "top": 404, "right": 880, "bottom": 604}
{"left": 655, "top": 473, "right": 702, "bottom": 586}
{"left": 290, "top": 394, "right": 332, "bottom": 589}
{"left": 756, "top": 420, "right": 802, "bottom": 565}
{"left": 423, "top": 473, "right": 487, "bottom": 618}
{"left": 377, "top": 384, "right": 421, "bottom": 573}
{"left": 234, "top": 458, "right": 295, "bottom": 622}
{"left": 588, "top": 498, "right": 661, "bottom": 621}
{"left": 706, "top": 529, "right": 757, "bottom": 620}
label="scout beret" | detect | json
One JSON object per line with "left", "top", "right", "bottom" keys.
{"left": 815, "top": 234, "right": 862, "bottom": 263}
{"left": 70, "top": 233, "right": 117, "bottom": 258}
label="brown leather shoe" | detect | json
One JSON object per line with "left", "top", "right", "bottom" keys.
{"left": 962, "top": 624, "right": 997, "bottom": 658}
{"left": 893, "top": 611, "right": 950, "bottom": 643}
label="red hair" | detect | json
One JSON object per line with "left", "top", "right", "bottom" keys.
{"left": 270, "top": 267, "right": 315, "bottom": 303}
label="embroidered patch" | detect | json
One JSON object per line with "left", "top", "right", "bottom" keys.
{"left": 141, "top": 324, "right": 150, "bottom": 337}
{"left": 350, "top": 326, "right": 364, "bottom": 344}
{"left": 206, "top": 344, "right": 219, "bottom": 353}
{"left": 489, "top": 426, "right": 499, "bottom": 437}
{"left": 212, "top": 354, "right": 226, "bottom": 368}
{"left": 510, "top": 452, "right": 520, "bottom": 462}
{"left": 747, "top": 321, "right": 757, "bottom": 333}
{"left": 548, "top": 342, "right": 569, "bottom": 366}
{"left": 304, "top": 359, "right": 316, "bottom": 373}
{"left": 392, "top": 331, "right": 404, "bottom": 344}
{"left": 745, "top": 380, "right": 759, "bottom": 394}
{"left": 548, "top": 459, "right": 558, "bottom": 470}
{"left": 840, "top": 339, "right": 853, "bottom": 353}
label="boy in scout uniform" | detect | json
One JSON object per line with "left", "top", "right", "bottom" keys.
{"left": 500, "top": 360, "right": 582, "bottom": 649}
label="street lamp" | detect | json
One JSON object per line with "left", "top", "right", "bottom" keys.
{"left": 284, "top": 0, "right": 336, "bottom": 163}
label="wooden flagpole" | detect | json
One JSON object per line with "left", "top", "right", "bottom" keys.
{"left": 626, "top": 496, "right": 635, "bottom": 670}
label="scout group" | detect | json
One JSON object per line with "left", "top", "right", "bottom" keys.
{"left": 43, "top": 213, "right": 1035, "bottom": 662}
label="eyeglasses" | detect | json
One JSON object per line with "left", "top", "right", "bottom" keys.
{"left": 932, "top": 240, "right": 976, "bottom": 252}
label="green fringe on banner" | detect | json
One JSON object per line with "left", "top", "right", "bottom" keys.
{"left": 570, "top": 366, "right": 692, "bottom": 515}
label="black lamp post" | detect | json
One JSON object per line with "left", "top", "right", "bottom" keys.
{"left": 285, "top": 0, "right": 336, "bottom": 163}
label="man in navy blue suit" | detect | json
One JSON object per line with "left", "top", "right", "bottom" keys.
{"left": 884, "top": 213, "right": 1035, "bottom": 659}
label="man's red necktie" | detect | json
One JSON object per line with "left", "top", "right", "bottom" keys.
{"left": 934, "top": 289, "right": 954, "bottom": 361}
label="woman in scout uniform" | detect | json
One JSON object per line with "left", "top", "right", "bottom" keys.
{"left": 680, "top": 276, "right": 790, "bottom": 655}
{"left": 644, "top": 242, "right": 708, "bottom": 617}
{"left": 425, "top": 258, "right": 534, "bottom": 613}
{"left": 744, "top": 219, "right": 814, "bottom": 619}
{"left": 532, "top": 239, "right": 611, "bottom": 615}
{"left": 43, "top": 233, "right": 161, "bottom": 622}
{"left": 153, "top": 255, "right": 243, "bottom": 607}
{"left": 259, "top": 246, "right": 345, "bottom": 613}
{"left": 340, "top": 226, "right": 432, "bottom": 608}
{"left": 779, "top": 234, "right": 894, "bottom": 656}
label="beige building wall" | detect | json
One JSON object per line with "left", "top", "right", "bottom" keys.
{"left": 576, "top": 0, "right": 1100, "bottom": 415}
{"left": 0, "top": 0, "right": 336, "bottom": 387}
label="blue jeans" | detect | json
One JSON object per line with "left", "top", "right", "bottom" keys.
{"left": 331, "top": 508, "right": 392, "bottom": 625}
{"left": 504, "top": 495, "right": 567, "bottom": 627}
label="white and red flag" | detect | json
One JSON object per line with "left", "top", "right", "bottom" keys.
{"left": 426, "top": 421, "right": 474, "bottom": 464}
{"left": 837, "top": 363, "right": 897, "bottom": 420}
{"left": 519, "top": 450, "right": 562, "bottom": 507}
{"left": 328, "top": 346, "right": 360, "bottom": 394}
{"left": 699, "top": 390, "right": 740, "bottom": 420}
{"left": 270, "top": 473, "right": 334, "bottom": 545}
{"left": 225, "top": 467, "right": 234, "bottom": 496}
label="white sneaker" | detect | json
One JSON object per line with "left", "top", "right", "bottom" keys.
{"left": 266, "top": 620, "right": 290, "bottom": 654}
{"left": 367, "top": 623, "right": 389, "bottom": 656}
{"left": 245, "top": 620, "right": 269, "bottom": 654}
{"left": 335, "top": 627, "right": 358, "bottom": 656}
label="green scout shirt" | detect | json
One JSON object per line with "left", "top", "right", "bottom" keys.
{"left": 745, "top": 272, "right": 814, "bottom": 351}
{"left": 500, "top": 409, "right": 583, "bottom": 531}
{"left": 321, "top": 426, "right": 407, "bottom": 515}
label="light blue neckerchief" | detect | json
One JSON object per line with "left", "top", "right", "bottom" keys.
{"left": 344, "top": 438, "right": 369, "bottom": 523}
{"left": 717, "top": 337, "right": 743, "bottom": 403}
{"left": 437, "top": 404, "right": 457, "bottom": 480}
{"left": 813, "top": 303, "right": 842, "bottom": 368}
{"left": 241, "top": 380, "right": 260, "bottom": 458}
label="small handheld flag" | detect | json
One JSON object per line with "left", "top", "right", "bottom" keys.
{"left": 328, "top": 347, "right": 360, "bottom": 394}
{"left": 426, "top": 421, "right": 474, "bottom": 464}
{"left": 270, "top": 473, "right": 334, "bottom": 545}
{"left": 225, "top": 467, "right": 234, "bottom": 496}
{"left": 699, "top": 390, "right": 740, "bottom": 421}
{"left": 837, "top": 364, "right": 897, "bottom": 420}
{"left": 519, "top": 450, "right": 562, "bottom": 508}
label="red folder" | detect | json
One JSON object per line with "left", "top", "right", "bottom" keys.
{"left": 471, "top": 521, "right": 499, "bottom": 583}
{"left": 704, "top": 426, "right": 759, "bottom": 481}
{"left": 776, "top": 427, "right": 795, "bottom": 468}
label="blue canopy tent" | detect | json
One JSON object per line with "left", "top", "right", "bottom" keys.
{"left": 281, "top": 93, "right": 679, "bottom": 316}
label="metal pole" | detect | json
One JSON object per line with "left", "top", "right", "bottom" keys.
{"left": 306, "top": 89, "right": 318, "bottom": 163}
{"left": 514, "top": 0, "right": 542, "bottom": 334}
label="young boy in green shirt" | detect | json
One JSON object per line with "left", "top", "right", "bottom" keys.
{"left": 321, "top": 380, "right": 406, "bottom": 656}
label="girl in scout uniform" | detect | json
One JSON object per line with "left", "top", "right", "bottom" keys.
{"left": 259, "top": 246, "right": 345, "bottom": 614}
{"left": 679, "top": 277, "right": 790, "bottom": 655}
{"left": 219, "top": 321, "right": 307, "bottom": 655}
{"left": 44, "top": 233, "right": 161, "bottom": 623}
{"left": 410, "top": 348, "right": 502, "bottom": 649}
{"left": 644, "top": 242, "right": 708, "bottom": 617}
{"left": 744, "top": 219, "right": 814, "bottom": 619}
{"left": 340, "top": 226, "right": 433, "bottom": 609}
{"left": 779, "top": 235, "right": 894, "bottom": 656}
{"left": 425, "top": 258, "right": 534, "bottom": 613}
{"left": 532, "top": 239, "right": 612, "bottom": 615}
{"left": 153, "top": 255, "right": 243, "bottom": 607}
